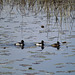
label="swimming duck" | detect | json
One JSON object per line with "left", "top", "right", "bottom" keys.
{"left": 62, "top": 41, "right": 67, "bottom": 44}
{"left": 14, "top": 40, "right": 24, "bottom": 46}
{"left": 51, "top": 41, "right": 60, "bottom": 48}
{"left": 35, "top": 40, "right": 44, "bottom": 47}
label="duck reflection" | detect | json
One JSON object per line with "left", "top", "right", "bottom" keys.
{"left": 41, "top": 45, "right": 44, "bottom": 50}
{"left": 21, "top": 45, "right": 24, "bottom": 49}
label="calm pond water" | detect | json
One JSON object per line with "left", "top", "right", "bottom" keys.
{"left": 0, "top": 0, "right": 75, "bottom": 75}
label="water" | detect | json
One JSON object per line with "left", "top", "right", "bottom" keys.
{"left": 0, "top": 0, "right": 75, "bottom": 75}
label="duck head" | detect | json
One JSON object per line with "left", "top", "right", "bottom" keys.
{"left": 57, "top": 41, "right": 60, "bottom": 45}
{"left": 41, "top": 40, "right": 44, "bottom": 45}
{"left": 21, "top": 40, "right": 24, "bottom": 44}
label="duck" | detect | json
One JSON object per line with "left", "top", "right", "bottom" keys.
{"left": 35, "top": 40, "right": 44, "bottom": 47}
{"left": 14, "top": 40, "right": 24, "bottom": 46}
{"left": 62, "top": 41, "right": 67, "bottom": 44}
{"left": 51, "top": 41, "right": 60, "bottom": 48}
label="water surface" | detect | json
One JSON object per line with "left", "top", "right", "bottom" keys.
{"left": 0, "top": 0, "right": 75, "bottom": 75}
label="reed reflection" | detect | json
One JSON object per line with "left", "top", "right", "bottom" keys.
{"left": 0, "top": 0, "right": 74, "bottom": 50}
